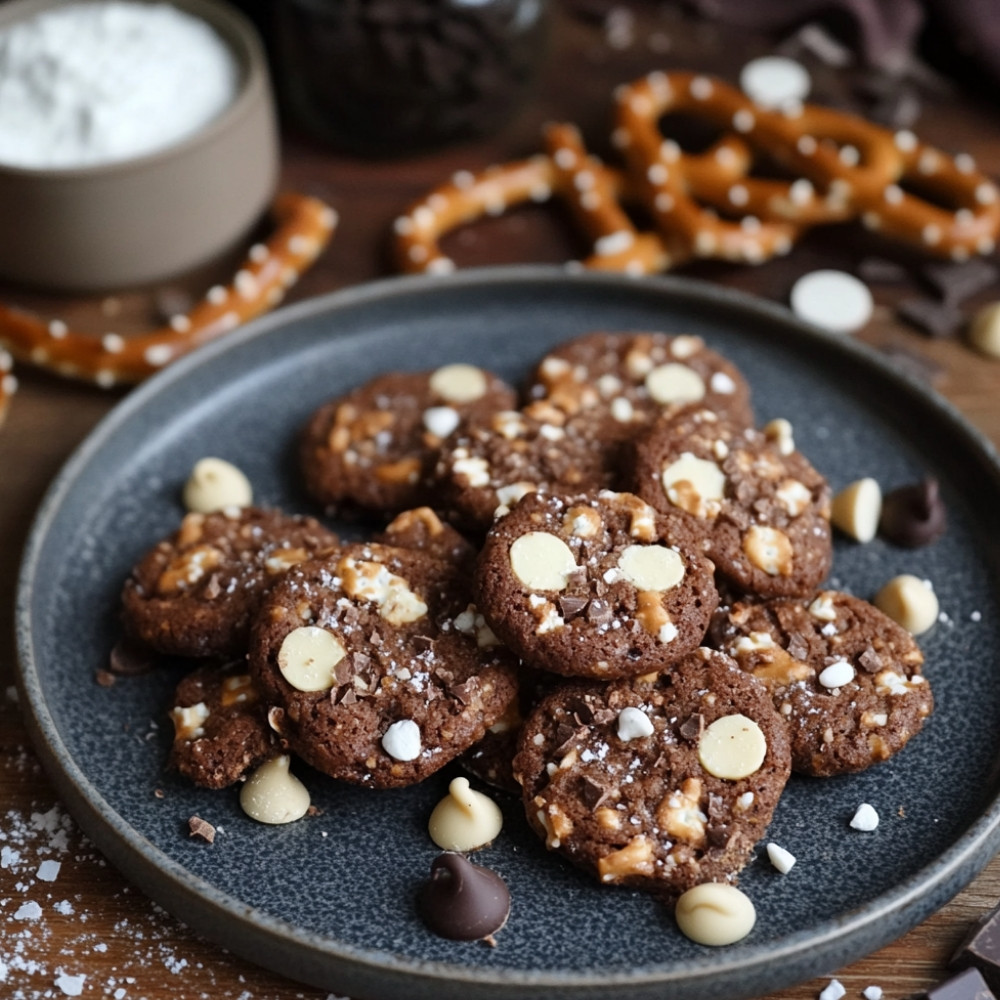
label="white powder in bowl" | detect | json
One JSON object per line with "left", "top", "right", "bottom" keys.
{"left": 0, "top": 1, "right": 240, "bottom": 169}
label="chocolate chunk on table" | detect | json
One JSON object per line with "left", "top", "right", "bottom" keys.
{"left": 922, "top": 258, "right": 1000, "bottom": 305}
{"left": 897, "top": 297, "right": 966, "bottom": 338}
{"left": 927, "top": 965, "right": 997, "bottom": 1000}
{"left": 951, "top": 903, "right": 1000, "bottom": 994}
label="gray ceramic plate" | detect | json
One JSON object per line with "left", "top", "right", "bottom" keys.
{"left": 16, "top": 267, "right": 1000, "bottom": 1000}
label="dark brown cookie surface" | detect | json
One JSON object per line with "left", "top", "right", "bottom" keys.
{"left": 709, "top": 590, "right": 933, "bottom": 776}
{"left": 524, "top": 331, "right": 754, "bottom": 435}
{"left": 121, "top": 507, "right": 339, "bottom": 659}
{"left": 300, "top": 365, "right": 516, "bottom": 514}
{"left": 250, "top": 542, "right": 519, "bottom": 788}
{"left": 627, "top": 408, "right": 832, "bottom": 598}
{"left": 431, "top": 401, "right": 618, "bottom": 535}
{"left": 169, "top": 662, "right": 277, "bottom": 789}
{"left": 512, "top": 647, "right": 791, "bottom": 899}
{"left": 474, "top": 490, "right": 718, "bottom": 679}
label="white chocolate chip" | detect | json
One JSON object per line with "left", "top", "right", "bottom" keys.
{"left": 818, "top": 658, "right": 855, "bottom": 689}
{"left": 423, "top": 406, "right": 461, "bottom": 439}
{"left": 427, "top": 776, "right": 503, "bottom": 851}
{"left": 617, "top": 706, "right": 654, "bottom": 741}
{"left": 790, "top": 269, "right": 874, "bottom": 334}
{"left": 661, "top": 452, "right": 726, "bottom": 517}
{"left": 766, "top": 842, "right": 796, "bottom": 874}
{"left": 873, "top": 574, "right": 938, "bottom": 635}
{"left": 239, "top": 755, "right": 311, "bottom": 825}
{"left": 429, "top": 363, "right": 487, "bottom": 403}
{"left": 277, "top": 626, "right": 346, "bottom": 692}
{"left": 698, "top": 715, "right": 767, "bottom": 781}
{"left": 509, "top": 532, "right": 577, "bottom": 591}
{"left": 645, "top": 363, "right": 706, "bottom": 406}
{"left": 830, "top": 477, "right": 882, "bottom": 543}
{"left": 182, "top": 457, "right": 252, "bottom": 513}
{"left": 849, "top": 802, "right": 879, "bottom": 831}
{"left": 968, "top": 301, "right": 1000, "bottom": 358}
{"left": 382, "top": 719, "right": 422, "bottom": 761}
{"left": 740, "top": 55, "right": 810, "bottom": 109}
{"left": 698, "top": 714, "right": 767, "bottom": 779}
{"left": 617, "top": 544, "right": 685, "bottom": 591}
{"left": 675, "top": 883, "right": 756, "bottom": 946}
{"left": 775, "top": 478, "right": 812, "bottom": 517}
{"left": 808, "top": 594, "right": 837, "bottom": 621}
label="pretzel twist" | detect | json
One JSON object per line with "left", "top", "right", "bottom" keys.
{"left": 616, "top": 70, "right": 1000, "bottom": 261}
{"left": 393, "top": 70, "right": 1000, "bottom": 275}
{"left": 0, "top": 191, "right": 337, "bottom": 395}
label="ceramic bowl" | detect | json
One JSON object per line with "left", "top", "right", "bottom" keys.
{"left": 0, "top": 0, "right": 278, "bottom": 292}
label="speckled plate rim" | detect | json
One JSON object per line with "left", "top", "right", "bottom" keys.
{"left": 15, "top": 266, "right": 1000, "bottom": 1000}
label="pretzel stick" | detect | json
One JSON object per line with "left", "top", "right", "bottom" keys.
{"left": 0, "top": 191, "right": 337, "bottom": 388}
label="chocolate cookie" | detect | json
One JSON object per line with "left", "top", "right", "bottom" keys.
{"left": 474, "top": 490, "right": 718, "bottom": 679}
{"left": 169, "top": 662, "right": 277, "bottom": 789}
{"left": 627, "top": 408, "right": 832, "bottom": 598}
{"left": 249, "top": 541, "right": 519, "bottom": 788}
{"left": 373, "top": 506, "right": 477, "bottom": 574}
{"left": 121, "top": 507, "right": 339, "bottom": 659}
{"left": 524, "top": 331, "right": 754, "bottom": 436}
{"left": 431, "top": 401, "right": 618, "bottom": 535}
{"left": 709, "top": 590, "right": 933, "bottom": 776}
{"left": 512, "top": 647, "right": 791, "bottom": 899}
{"left": 300, "top": 365, "right": 516, "bottom": 514}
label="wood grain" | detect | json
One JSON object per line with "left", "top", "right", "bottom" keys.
{"left": 2, "top": 5, "right": 999, "bottom": 998}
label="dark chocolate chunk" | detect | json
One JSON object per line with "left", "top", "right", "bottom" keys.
{"left": 858, "top": 256, "right": 911, "bottom": 284}
{"left": 786, "top": 633, "right": 810, "bottom": 662}
{"left": 417, "top": 852, "right": 510, "bottom": 942}
{"left": 188, "top": 815, "right": 216, "bottom": 843}
{"left": 897, "top": 297, "right": 966, "bottom": 338}
{"left": 858, "top": 645, "right": 884, "bottom": 673}
{"left": 926, "top": 966, "right": 997, "bottom": 1000}
{"left": 922, "top": 258, "right": 999, "bottom": 305}
{"left": 880, "top": 478, "right": 947, "bottom": 548}
{"left": 559, "top": 595, "right": 589, "bottom": 619}
{"left": 679, "top": 713, "right": 704, "bottom": 742}
{"left": 951, "top": 902, "right": 1000, "bottom": 993}
{"left": 109, "top": 637, "right": 158, "bottom": 675}
{"left": 869, "top": 86, "right": 921, "bottom": 129}
{"left": 579, "top": 775, "right": 612, "bottom": 810}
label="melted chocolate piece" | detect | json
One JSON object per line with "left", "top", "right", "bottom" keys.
{"left": 880, "top": 478, "right": 947, "bottom": 548}
{"left": 417, "top": 852, "right": 510, "bottom": 942}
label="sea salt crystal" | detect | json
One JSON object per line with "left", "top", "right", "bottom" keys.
{"left": 818, "top": 980, "right": 846, "bottom": 1000}
{"left": 55, "top": 972, "right": 86, "bottom": 996}
{"left": 15, "top": 900, "right": 43, "bottom": 920}
{"left": 37, "top": 859, "right": 62, "bottom": 882}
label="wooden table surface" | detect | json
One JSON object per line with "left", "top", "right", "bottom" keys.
{"left": 3, "top": 5, "right": 1000, "bottom": 998}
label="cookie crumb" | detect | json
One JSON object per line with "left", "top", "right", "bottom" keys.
{"left": 188, "top": 815, "right": 216, "bottom": 843}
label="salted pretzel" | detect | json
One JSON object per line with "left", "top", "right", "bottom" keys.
{"left": 616, "top": 70, "right": 1000, "bottom": 261}
{"left": 393, "top": 123, "right": 674, "bottom": 277}
{"left": 0, "top": 191, "right": 337, "bottom": 400}
{"left": 394, "top": 70, "right": 1000, "bottom": 274}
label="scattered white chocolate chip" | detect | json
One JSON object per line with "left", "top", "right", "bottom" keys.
{"left": 661, "top": 452, "right": 726, "bottom": 517}
{"left": 849, "top": 802, "right": 880, "bottom": 831}
{"left": 277, "top": 626, "right": 346, "bottom": 692}
{"left": 645, "top": 363, "right": 705, "bottom": 405}
{"left": 873, "top": 574, "right": 939, "bottom": 635}
{"left": 239, "top": 755, "right": 311, "bottom": 825}
{"left": 818, "top": 658, "right": 855, "bottom": 689}
{"left": 617, "top": 706, "right": 654, "bottom": 741}
{"left": 698, "top": 714, "right": 766, "bottom": 780}
{"left": 968, "top": 301, "right": 1000, "bottom": 358}
{"left": 766, "top": 842, "right": 796, "bottom": 874}
{"left": 182, "top": 457, "right": 252, "bottom": 513}
{"left": 790, "top": 269, "right": 874, "bottom": 334}
{"left": 509, "top": 532, "right": 577, "bottom": 591}
{"left": 675, "top": 882, "right": 756, "bottom": 946}
{"left": 830, "top": 477, "right": 882, "bottom": 543}
{"left": 429, "top": 363, "right": 487, "bottom": 403}
{"left": 739, "top": 55, "right": 811, "bottom": 109}
{"left": 617, "top": 544, "right": 685, "bottom": 591}
{"left": 428, "top": 776, "right": 503, "bottom": 851}
{"left": 382, "top": 719, "right": 422, "bottom": 761}
{"left": 819, "top": 980, "right": 847, "bottom": 1000}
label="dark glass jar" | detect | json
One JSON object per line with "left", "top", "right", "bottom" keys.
{"left": 274, "top": 0, "right": 550, "bottom": 156}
